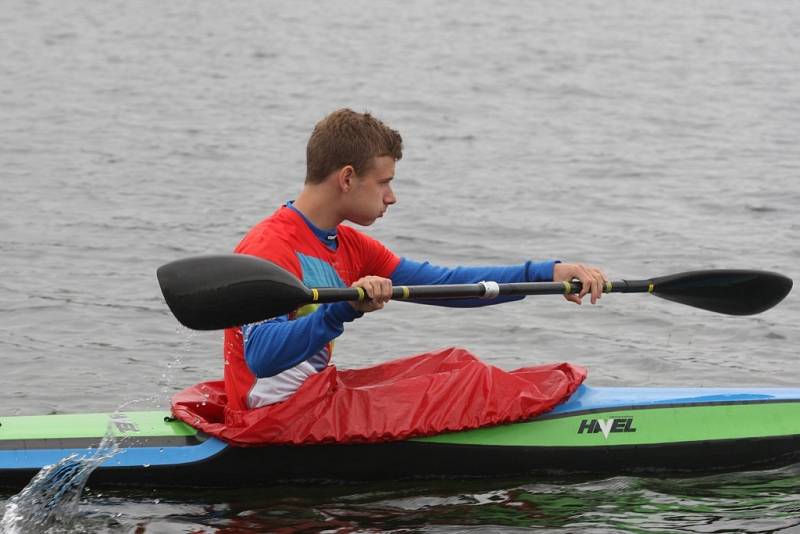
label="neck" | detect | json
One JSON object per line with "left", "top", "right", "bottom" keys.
{"left": 292, "top": 186, "right": 342, "bottom": 229}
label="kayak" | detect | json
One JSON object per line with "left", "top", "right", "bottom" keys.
{"left": 2, "top": 384, "right": 800, "bottom": 489}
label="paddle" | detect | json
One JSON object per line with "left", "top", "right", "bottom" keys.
{"left": 156, "top": 254, "right": 793, "bottom": 330}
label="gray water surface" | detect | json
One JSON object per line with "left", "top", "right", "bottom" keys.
{"left": 1, "top": 1, "right": 799, "bottom": 532}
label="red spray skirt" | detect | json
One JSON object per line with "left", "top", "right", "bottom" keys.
{"left": 171, "top": 347, "right": 587, "bottom": 446}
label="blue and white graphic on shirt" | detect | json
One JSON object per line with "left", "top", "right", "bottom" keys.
{"left": 297, "top": 252, "right": 345, "bottom": 289}
{"left": 242, "top": 252, "right": 359, "bottom": 408}
{"left": 294, "top": 253, "right": 346, "bottom": 371}
{"left": 243, "top": 253, "right": 346, "bottom": 376}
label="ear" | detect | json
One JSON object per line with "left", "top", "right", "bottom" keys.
{"left": 337, "top": 165, "right": 356, "bottom": 192}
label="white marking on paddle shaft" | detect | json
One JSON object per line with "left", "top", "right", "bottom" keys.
{"left": 480, "top": 281, "right": 500, "bottom": 299}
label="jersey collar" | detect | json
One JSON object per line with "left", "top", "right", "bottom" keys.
{"left": 286, "top": 201, "right": 338, "bottom": 250}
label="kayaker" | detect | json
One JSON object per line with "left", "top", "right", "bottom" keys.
{"left": 223, "top": 109, "right": 607, "bottom": 412}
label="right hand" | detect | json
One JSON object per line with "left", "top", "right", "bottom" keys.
{"left": 349, "top": 276, "right": 393, "bottom": 313}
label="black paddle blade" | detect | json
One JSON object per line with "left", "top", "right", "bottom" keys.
{"left": 156, "top": 255, "right": 311, "bottom": 330}
{"left": 651, "top": 269, "right": 793, "bottom": 316}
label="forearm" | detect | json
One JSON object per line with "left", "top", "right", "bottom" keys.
{"left": 390, "top": 258, "right": 559, "bottom": 307}
{"left": 242, "top": 302, "right": 361, "bottom": 377}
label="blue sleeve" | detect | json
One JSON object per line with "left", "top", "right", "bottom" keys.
{"left": 390, "top": 257, "right": 559, "bottom": 307}
{"left": 242, "top": 302, "right": 362, "bottom": 378}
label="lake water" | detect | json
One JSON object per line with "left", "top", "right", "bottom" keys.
{"left": 1, "top": 0, "right": 799, "bottom": 531}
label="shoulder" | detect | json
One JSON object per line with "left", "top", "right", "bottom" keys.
{"left": 337, "top": 224, "right": 386, "bottom": 252}
{"left": 337, "top": 224, "right": 400, "bottom": 277}
{"left": 236, "top": 207, "right": 299, "bottom": 249}
{"left": 235, "top": 207, "right": 303, "bottom": 275}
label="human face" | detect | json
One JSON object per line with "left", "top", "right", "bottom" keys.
{"left": 344, "top": 156, "right": 397, "bottom": 226}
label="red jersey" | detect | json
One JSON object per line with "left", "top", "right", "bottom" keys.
{"left": 223, "top": 206, "right": 400, "bottom": 415}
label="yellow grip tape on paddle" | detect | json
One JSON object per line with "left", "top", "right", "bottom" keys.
{"left": 311, "top": 288, "right": 319, "bottom": 302}
{"left": 605, "top": 281, "right": 612, "bottom": 293}
{"left": 355, "top": 287, "right": 366, "bottom": 301}
{"left": 648, "top": 283, "right": 654, "bottom": 294}
{"left": 563, "top": 281, "right": 572, "bottom": 294}
{"left": 400, "top": 286, "right": 410, "bottom": 299}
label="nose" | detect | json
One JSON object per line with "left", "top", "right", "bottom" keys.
{"left": 384, "top": 186, "right": 397, "bottom": 205}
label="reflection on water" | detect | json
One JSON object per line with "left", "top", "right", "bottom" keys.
{"left": 16, "top": 464, "right": 795, "bottom": 533}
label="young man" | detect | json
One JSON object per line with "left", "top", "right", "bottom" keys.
{"left": 223, "top": 109, "right": 606, "bottom": 412}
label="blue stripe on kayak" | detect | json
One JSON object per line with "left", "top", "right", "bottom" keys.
{"left": 551, "top": 385, "right": 800, "bottom": 414}
{"left": 0, "top": 437, "right": 228, "bottom": 470}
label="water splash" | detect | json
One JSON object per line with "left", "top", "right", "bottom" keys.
{"left": 0, "top": 343, "right": 191, "bottom": 532}
{"left": 0, "top": 326, "right": 196, "bottom": 531}
{"left": 0, "top": 416, "right": 125, "bottom": 534}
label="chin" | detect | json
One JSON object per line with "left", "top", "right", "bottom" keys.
{"left": 348, "top": 210, "right": 384, "bottom": 226}
{"left": 348, "top": 217, "right": 377, "bottom": 227}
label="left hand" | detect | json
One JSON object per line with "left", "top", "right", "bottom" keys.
{"left": 348, "top": 275, "right": 393, "bottom": 313}
{"left": 553, "top": 263, "right": 608, "bottom": 305}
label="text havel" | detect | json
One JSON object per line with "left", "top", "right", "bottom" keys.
{"left": 577, "top": 417, "right": 636, "bottom": 439}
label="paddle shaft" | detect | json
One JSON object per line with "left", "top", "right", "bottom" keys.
{"left": 312, "top": 279, "right": 653, "bottom": 304}
{"left": 156, "top": 254, "right": 793, "bottom": 329}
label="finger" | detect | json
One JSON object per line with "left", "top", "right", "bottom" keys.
{"left": 356, "top": 278, "right": 376, "bottom": 301}
{"left": 368, "top": 279, "right": 385, "bottom": 302}
{"left": 378, "top": 278, "right": 393, "bottom": 302}
{"left": 589, "top": 273, "right": 601, "bottom": 304}
{"left": 575, "top": 266, "right": 590, "bottom": 298}
{"left": 565, "top": 293, "right": 582, "bottom": 305}
{"left": 591, "top": 268, "right": 607, "bottom": 304}
{"left": 365, "top": 278, "right": 389, "bottom": 303}
{"left": 356, "top": 277, "right": 392, "bottom": 304}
